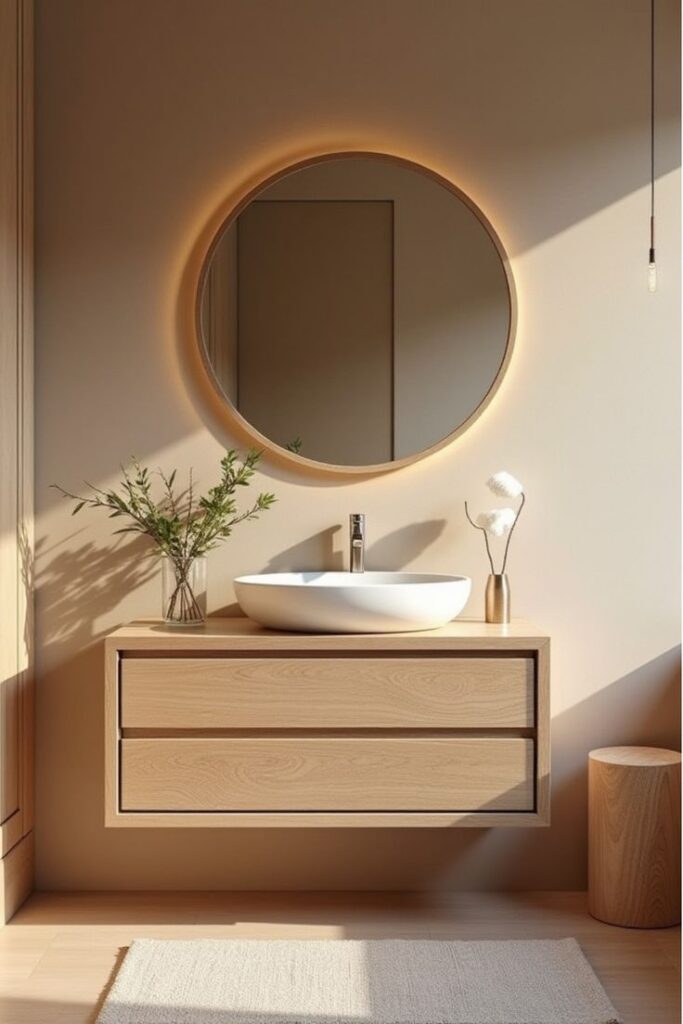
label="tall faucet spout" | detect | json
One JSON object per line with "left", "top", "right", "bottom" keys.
{"left": 349, "top": 513, "right": 365, "bottom": 573}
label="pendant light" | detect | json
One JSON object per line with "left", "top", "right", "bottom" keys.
{"left": 648, "top": 0, "right": 657, "bottom": 292}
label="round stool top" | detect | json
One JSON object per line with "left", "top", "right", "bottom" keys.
{"left": 589, "top": 745, "right": 681, "bottom": 767}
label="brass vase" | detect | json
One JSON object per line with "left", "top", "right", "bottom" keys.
{"left": 485, "top": 573, "right": 510, "bottom": 624}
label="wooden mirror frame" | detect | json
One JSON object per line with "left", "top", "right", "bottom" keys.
{"left": 194, "top": 151, "right": 517, "bottom": 475}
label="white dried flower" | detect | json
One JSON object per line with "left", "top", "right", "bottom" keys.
{"left": 475, "top": 507, "right": 517, "bottom": 537}
{"left": 487, "top": 470, "right": 524, "bottom": 499}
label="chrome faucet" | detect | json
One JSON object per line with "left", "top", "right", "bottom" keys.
{"left": 349, "top": 513, "right": 365, "bottom": 573}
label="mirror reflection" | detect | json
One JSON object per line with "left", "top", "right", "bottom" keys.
{"left": 199, "top": 154, "right": 513, "bottom": 467}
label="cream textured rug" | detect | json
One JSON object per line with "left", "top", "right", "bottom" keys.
{"left": 96, "top": 938, "right": 621, "bottom": 1024}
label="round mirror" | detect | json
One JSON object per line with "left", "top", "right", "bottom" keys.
{"left": 197, "top": 153, "right": 515, "bottom": 471}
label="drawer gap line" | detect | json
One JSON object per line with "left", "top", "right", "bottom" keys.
{"left": 120, "top": 727, "right": 536, "bottom": 740}
{"left": 119, "top": 649, "right": 539, "bottom": 660}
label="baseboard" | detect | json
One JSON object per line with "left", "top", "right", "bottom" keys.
{"left": 0, "top": 831, "right": 34, "bottom": 924}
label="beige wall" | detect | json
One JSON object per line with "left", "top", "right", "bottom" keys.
{"left": 34, "top": 0, "right": 680, "bottom": 891}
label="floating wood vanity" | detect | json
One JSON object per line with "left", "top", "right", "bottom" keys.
{"left": 105, "top": 619, "right": 549, "bottom": 828}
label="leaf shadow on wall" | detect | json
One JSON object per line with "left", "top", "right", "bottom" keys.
{"left": 35, "top": 533, "right": 157, "bottom": 651}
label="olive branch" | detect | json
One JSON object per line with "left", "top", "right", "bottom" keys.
{"left": 52, "top": 450, "right": 276, "bottom": 622}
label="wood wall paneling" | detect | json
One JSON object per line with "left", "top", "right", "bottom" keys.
{"left": 0, "top": 0, "right": 34, "bottom": 923}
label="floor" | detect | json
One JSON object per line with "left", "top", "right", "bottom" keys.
{"left": 0, "top": 891, "right": 678, "bottom": 1023}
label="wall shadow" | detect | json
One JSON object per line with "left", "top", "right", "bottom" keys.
{"left": 35, "top": 532, "right": 157, "bottom": 651}
{"left": 424, "top": 646, "right": 681, "bottom": 892}
{"left": 264, "top": 527, "right": 345, "bottom": 573}
{"left": 365, "top": 521, "right": 446, "bottom": 570}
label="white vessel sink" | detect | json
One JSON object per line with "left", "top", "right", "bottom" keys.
{"left": 234, "top": 571, "right": 471, "bottom": 633}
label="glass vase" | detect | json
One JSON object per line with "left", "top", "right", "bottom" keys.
{"left": 161, "top": 556, "right": 207, "bottom": 626}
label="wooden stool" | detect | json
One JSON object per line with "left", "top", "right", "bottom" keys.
{"left": 588, "top": 746, "right": 681, "bottom": 928}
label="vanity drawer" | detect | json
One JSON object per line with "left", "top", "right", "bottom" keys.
{"left": 120, "top": 657, "right": 534, "bottom": 729}
{"left": 120, "top": 736, "right": 534, "bottom": 812}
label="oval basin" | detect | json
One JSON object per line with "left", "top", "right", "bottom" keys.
{"left": 234, "top": 571, "right": 472, "bottom": 633}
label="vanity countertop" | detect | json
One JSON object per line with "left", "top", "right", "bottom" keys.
{"left": 106, "top": 616, "right": 548, "bottom": 651}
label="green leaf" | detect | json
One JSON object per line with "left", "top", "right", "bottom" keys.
{"left": 53, "top": 449, "right": 276, "bottom": 560}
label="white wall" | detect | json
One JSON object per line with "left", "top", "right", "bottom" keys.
{"left": 34, "top": 0, "right": 680, "bottom": 890}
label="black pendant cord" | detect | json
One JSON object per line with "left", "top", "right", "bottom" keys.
{"left": 650, "top": 0, "right": 656, "bottom": 263}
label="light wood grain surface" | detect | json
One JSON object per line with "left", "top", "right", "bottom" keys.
{"left": 590, "top": 746, "right": 681, "bottom": 767}
{"left": 107, "top": 617, "right": 548, "bottom": 649}
{"left": 0, "top": 832, "right": 33, "bottom": 926}
{"left": 121, "top": 656, "right": 534, "bottom": 730}
{"left": 106, "top": 619, "right": 550, "bottom": 828}
{"left": 588, "top": 746, "right": 681, "bottom": 928}
{"left": 534, "top": 634, "right": 551, "bottom": 827}
{"left": 0, "top": 891, "right": 677, "bottom": 1024}
{"left": 121, "top": 736, "right": 534, "bottom": 812}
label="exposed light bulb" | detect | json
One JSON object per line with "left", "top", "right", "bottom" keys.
{"left": 648, "top": 260, "right": 657, "bottom": 292}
